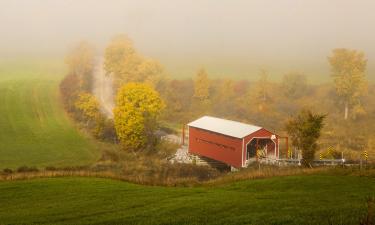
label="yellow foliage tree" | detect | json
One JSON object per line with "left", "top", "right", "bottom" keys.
{"left": 281, "top": 72, "right": 308, "bottom": 99}
{"left": 257, "top": 69, "right": 269, "bottom": 102}
{"left": 65, "top": 41, "right": 95, "bottom": 90}
{"left": 74, "top": 92, "right": 100, "bottom": 122}
{"left": 192, "top": 68, "right": 211, "bottom": 116}
{"left": 253, "top": 69, "right": 272, "bottom": 112}
{"left": 113, "top": 83, "right": 165, "bottom": 150}
{"left": 137, "top": 59, "right": 164, "bottom": 87}
{"left": 104, "top": 35, "right": 164, "bottom": 87}
{"left": 193, "top": 68, "right": 210, "bottom": 100}
{"left": 328, "top": 48, "right": 368, "bottom": 120}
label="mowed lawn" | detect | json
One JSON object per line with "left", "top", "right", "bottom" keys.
{"left": 0, "top": 175, "right": 374, "bottom": 225}
{"left": 0, "top": 60, "right": 100, "bottom": 169}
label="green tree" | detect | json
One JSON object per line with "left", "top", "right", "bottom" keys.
{"left": 286, "top": 109, "right": 326, "bottom": 167}
{"left": 113, "top": 83, "right": 165, "bottom": 151}
{"left": 65, "top": 41, "right": 95, "bottom": 91}
{"left": 328, "top": 48, "right": 368, "bottom": 120}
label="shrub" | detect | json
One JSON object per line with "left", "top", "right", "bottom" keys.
{"left": 60, "top": 74, "right": 80, "bottom": 114}
{"left": 94, "top": 116, "right": 117, "bottom": 142}
{"left": 154, "top": 140, "right": 179, "bottom": 159}
{"left": 60, "top": 165, "right": 90, "bottom": 171}
{"left": 17, "top": 166, "right": 39, "bottom": 173}
{"left": 2, "top": 168, "right": 13, "bottom": 174}
{"left": 45, "top": 166, "right": 57, "bottom": 171}
{"left": 286, "top": 109, "right": 326, "bottom": 167}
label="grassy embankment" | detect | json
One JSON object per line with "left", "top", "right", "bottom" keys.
{"left": 0, "top": 59, "right": 100, "bottom": 169}
{"left": 0, "top": 174, "right": 374, "bottom": 225}
{"left": 0, "top": 59, "right": 374, "bottom": 225}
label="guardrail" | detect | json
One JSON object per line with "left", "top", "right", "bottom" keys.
{"left": 313, "top": 159, "right": 345, "bottom": 166}
{"left": 276, "top": 158, "right": 346, "bottom": 166}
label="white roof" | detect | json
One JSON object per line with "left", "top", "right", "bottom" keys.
{"left": 187, "top": 116, "right": 262, "bottom": 138}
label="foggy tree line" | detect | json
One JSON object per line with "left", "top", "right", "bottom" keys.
{"left": 61, "top": 35, "right": 373, "bottom": 161}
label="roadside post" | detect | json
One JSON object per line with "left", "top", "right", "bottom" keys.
{"left": 257, "top": 149, "right": 261, "bottom": 171}
{"left": 341, "top": 152, "right": 345, "bottom": 168}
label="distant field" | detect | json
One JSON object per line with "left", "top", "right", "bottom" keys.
{"left": 0, "top": 59, "right": 100, "bottom": 169}
{"left": 0, "top": 175, "right": 373, "bottom": 224}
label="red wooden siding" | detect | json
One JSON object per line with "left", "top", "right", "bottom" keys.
{"left": 188, "top": 126, "right": 279, "bottom": 168}
{"left": 188, "top": 126, "right": 243, "bottom": 168}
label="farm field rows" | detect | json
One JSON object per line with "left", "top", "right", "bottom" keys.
{"left": 0, "top": 60, "right": 100, "bottom": 169}
{"left": 0, "top": 175, "right": 374, "bottom": 225}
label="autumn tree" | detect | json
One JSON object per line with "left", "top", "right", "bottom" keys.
{"left": 286, "top": 109, "right": 326, "bottom": 167}
{"left": 193, "top": 68, "right": 210, "bottom": 100}
{"left": 60, "top": 74, "right": 81, "bottom": 113}
{"left": 104, "top": 35, "right": 164, "bottom": 87}
{"left": 136, "top": 59, "right": 164, "bottom": 87}
{"left": 162, "top": 79, "right": 194, "bottom": 123}
{"left": 281, "top": 72, "right": 308, "bottom": 99}
{"left": 328, "top": 48, "right": 368, "bottom": 120}
{"left": 75, "top": 92, "right": 100, "bottom": 123}
{"left": 257, "top": 69, "right": 269, "bottom": 102}
{"left": 251, "top": 69, "right": 272, "bottom": 112}
{"left": 192, "top": 68, "right": 211, "bottom": 115}
{"left": 65, "top": 41, "right": 95, "bottom": 91}
{"left": 113, "top": 83, "right": 165, "bottom": 151}
{"left": 211, "top": 79, "right": 236, "bottom": 117}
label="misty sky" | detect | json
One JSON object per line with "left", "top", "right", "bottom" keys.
{"left": 1, "top": 0, "right": 375, "bottom": 82}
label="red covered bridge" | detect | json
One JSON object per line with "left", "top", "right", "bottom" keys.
{"left": 188, "top": 116, "right": 285, "bottom": 168}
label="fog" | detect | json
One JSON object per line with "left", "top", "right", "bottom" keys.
{"left": 1, "top": 0, "right": 375, "bottom": 81}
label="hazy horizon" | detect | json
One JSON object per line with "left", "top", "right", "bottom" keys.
{"left": 1, "top": 0, "right": 375, "bottom": 82}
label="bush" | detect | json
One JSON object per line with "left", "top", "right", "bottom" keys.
{"left": 2, "top": 168, "right": 13, "bottom": 174}
{"left": 60, "top": 74, "right": 80, "bottom": 114}
{"left": 17, "top": 166, "right": 39, "bottom": 173}
{"left": 94, "top": 116, "right": 117, "bottom": 142}
{"left": 45, "top": 166, "right": 57, "bottom": 171}
{"left": 286, "top": 109, "right": 326, "bottom": 167}
{"left": 154, "top": 140, "right": 179, "bottom": 159}
{"left": 60, "top": 165, "right": 90, "bottom": 171}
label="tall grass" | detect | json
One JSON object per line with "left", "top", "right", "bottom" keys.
{"left": 205, "top": 165, "right": 329, "bottom": 186}
{"left": 4, "top": 164, "right": 374, "bottom": 187}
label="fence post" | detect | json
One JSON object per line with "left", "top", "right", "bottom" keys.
{"left": 342, "top": 152, "right": 344, "bottom": 168}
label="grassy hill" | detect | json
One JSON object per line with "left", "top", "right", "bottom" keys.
{"left": 0, "top": 59, "right": 100, "bottom": 169}
{"left": 0, "top": 175, "right": 373, "bottom": 224}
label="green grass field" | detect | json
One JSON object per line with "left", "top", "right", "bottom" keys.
{"left": 0, "top": 60, "right": 100, "bottom": 169}
{"left": 0, "top": 175, "right": 373, "bottom": 225}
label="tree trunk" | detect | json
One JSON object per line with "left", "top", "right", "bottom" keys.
{"left": 344, "top": 101, "right": 349, "bottom": 120}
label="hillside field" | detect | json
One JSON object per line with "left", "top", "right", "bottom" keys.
{"left": 0, "top": 175, "right": 374, "bottom": 224}
{"left": 0, "top": 60, "right": 100, "bottom": 169}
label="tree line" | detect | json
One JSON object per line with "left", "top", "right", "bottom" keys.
{"left": 60, "top": 34, "right": 374, "bottom": 164}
